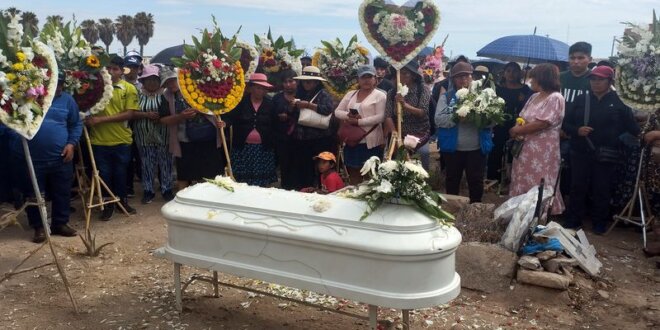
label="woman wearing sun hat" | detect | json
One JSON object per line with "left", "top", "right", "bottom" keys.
{"left": 133, "top": 64, "right": 174, "bottom": 203}
{"left": 222, "top": 73, "right": 277, "bottom": 187}
{"left": 289, "top": 66, "right": 336, "bottom": 190}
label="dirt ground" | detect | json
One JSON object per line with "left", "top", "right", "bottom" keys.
{"left": 1, "top": 181, "right": 659, "bottom": 329}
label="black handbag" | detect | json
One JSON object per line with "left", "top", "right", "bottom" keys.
{"left": 583, "top": 92, "right": 621, "bottom": 164}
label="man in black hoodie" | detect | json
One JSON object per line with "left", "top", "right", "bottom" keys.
{"left": 562, "top": 66, "right": 640, "bottom": 234}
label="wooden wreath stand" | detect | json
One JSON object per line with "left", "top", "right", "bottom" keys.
{"left": 0, "top": 138, "right": 79, "bottom": 313}
{"left": 79, "top": 126, "right": 130, "bottom": 231}
{"left": 385, "top": 69, "right": 405, "bottom": 161}
{"left": 217, "top": 115, "right": 234, "bottom": 179}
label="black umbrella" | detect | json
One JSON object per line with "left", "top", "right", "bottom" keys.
{"left": 151, "top": 44, "right": 185, "bottom": 66}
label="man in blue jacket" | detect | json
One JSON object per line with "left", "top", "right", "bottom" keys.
{"left": 11, "top": 72, "right": 82, "bottom": 243}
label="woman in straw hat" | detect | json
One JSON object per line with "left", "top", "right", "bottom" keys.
{"left": 222, "top": 73, "right": 278, "bottom": 187}
{"left": 289, "top": 66, "right": 336, "bottom": 190}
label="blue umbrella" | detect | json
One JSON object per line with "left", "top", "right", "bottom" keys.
{"left": 476, "top": 35, "right": 569, "bottom": 63}
{"left": 151, "top": 44, "right": 185, "bottom": 65}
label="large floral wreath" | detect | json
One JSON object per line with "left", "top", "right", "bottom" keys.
{"left": 39, "top": 21, "right": 113, "bottom": 115}
{"left": 312, "top": 35, "right": 370, "bottom": 100}
{"left": 615, "top": 12, "right": 660, "bottom": 112}
{"left": 254, "top": 29, "right": 304, "bottom": 88}
{"left": 359, "top": 0, "right": 440, "bottom": 68}
{"left": 235, "top": 39, "right": 259, "bottom": 82}
{"left": 171, "top": 21, "right": 245, "bottom": 115}
{"left": 0, "top": 14, "right": 58, "bottom": 139}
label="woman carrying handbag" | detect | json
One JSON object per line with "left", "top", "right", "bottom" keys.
{"left": 334, "top": 65, "right": 387, "bottom": 185}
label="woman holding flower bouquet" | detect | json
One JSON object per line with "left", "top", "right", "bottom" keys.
{"left": 335, "top": 65, "right": 387, "bottom": 185}
{"left": 383, "top": 60, "right": 432, "bottom": 170}
{"left": 435, "top": 62, "right": 494, "bottom": 203}
{"left": 509, "top": 63, "right": 566, "bottom": 215}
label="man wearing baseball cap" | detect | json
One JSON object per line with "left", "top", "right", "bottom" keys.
{"left": 561, "top": 65, "right": 640, "bottom": 234}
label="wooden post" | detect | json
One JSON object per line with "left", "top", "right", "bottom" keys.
{"left": 217, "top": 115, "right": 234, "bottom": 179}
{"left": 21, "top": 138, "right": 79, "bottom": 313}
{"left": 174, "top": 263, "right": 182, "bottom": 312}
{"left": 396, "top": 69, "right": 403, "bottom": 146}
{"left": 368, "top": 305, "right": 378, "bottom": 329}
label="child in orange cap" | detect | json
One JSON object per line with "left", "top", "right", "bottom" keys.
{"left": 301, "top": 152, "right": 345, "bottom": 194}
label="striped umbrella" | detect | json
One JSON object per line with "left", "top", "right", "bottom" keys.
{"left": 477, "top": 35, "right": 570, "bottom": 64}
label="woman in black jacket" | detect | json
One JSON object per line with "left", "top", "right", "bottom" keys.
{"left": 562, "top": 66, "right": 640, "bottom": 234}
{"left": 224, "top": 73, "right": 277, "bottom": 186}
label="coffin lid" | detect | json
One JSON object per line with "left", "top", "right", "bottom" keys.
{"left": 175, "top": 183, "right": 449, "bottom": 232}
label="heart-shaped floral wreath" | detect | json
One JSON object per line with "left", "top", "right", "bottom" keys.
{"left": 359, "top": 0, "right": 440, "bottom": 69}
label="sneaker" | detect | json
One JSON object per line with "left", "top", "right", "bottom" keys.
{"left": 142, "top": 191, "right": 155, "bottom": 204}
{"left": 100, "top": 204, "right": 115, "bottom": 221}
{"left": 51, "top": 224, "right": 77, "bottom": 237}
{"left": 33, "top": 227, "right": 46, "bottom": 243}
{"left": 121, "top": 198, "right": 137, "bottom": 215}
{"left": 162, "top": 190, "right": 175, "bottom": 202}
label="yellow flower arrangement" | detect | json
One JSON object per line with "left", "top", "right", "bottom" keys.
{"left": 15, "top": 52, "right": 25, "bottom": 62}
{"left": 85, "top": 55, "right": 100, "bottom": 68}
{"left": 178, "top": 62, "right": 245, "bottom": 115}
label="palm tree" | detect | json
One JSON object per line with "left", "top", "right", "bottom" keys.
{"left": 81, "top": 19, "right": 99, "bottom": 45}
{"left": 20, "top": 11, "right": 39, "bottom": 37}
{"left": 45, "top": 15, "right": 63, "bottom": 28}
{"left": 4, "top": 7, "right": 21, "bottom": 17}
{"left": 133, "top": 12, "right": 154, "bottom": 56}
{"left": 115, "top": 15, "right": 134, "bottom": 55}
{"left": 97, "top": 18, "right": 115, "bottom": 53}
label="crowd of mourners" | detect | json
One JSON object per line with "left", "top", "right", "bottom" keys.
{"left": 1, "top": 43, "right": 659, "bottom": 258}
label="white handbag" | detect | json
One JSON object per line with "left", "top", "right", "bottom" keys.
{"left": 297, "top": 92, "right": 331, "bottom": 129}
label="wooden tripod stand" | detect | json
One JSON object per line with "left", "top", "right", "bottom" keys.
{"left": 79, "top": 126, "right": 130, "bottom": 231}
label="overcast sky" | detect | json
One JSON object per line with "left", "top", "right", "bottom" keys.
{"left": 4, "top": 0, "right": 658, "bottom": 60}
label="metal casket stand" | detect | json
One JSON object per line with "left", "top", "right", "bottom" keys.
{"left": 156, "top": 183, "right": 462, "bottom": 329}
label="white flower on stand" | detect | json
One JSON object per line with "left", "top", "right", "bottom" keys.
{"left": 456, "top": 105, "right": 470, "bottom": 117}
{"left": 403, "top": 134, "right": 420, "bottom": 149}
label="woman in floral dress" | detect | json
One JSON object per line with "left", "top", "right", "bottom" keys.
{"left": 509, "top": 64, "right": 565, "bottom": 215}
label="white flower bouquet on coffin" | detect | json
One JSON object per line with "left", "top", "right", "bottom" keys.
{"left": 451, "top": 78, "right": 507, "bottom": 129}
{"left": 340, "top": 148, "right": 454, "bottom": 224}
{"left": 615, "top": 11, "right": 660, "bottom": 112}
{"left": 0, "top": 14, "right": 58, "bottom": 139}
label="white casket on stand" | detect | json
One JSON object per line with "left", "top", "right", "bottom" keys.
{"left": 156, "top": 182, "right": 462, "bottom": 325}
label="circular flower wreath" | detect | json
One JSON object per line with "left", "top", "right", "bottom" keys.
{"left": 614, "top": 13, "right": 660, "bottom": 112}
{"left": 0, "top": 14, "right": 58, "bottom": 139}
{"left": 178, "top": 63, "right": 245, "bottom": 115}
{"left": 235, "top": 39, "right": 259, "bottom": 81}
{"left": 171, "top": 24, "right": 246, "bottom": 115}
{"left": 39, "top": 21, "right": 113, "bottom": 115}
{"left": 312, "top": 36, "right": 370, "bottom": 100}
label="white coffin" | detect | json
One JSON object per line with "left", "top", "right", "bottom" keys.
{"left": 158, "top": 182, "right": 462, "bottom": 309}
